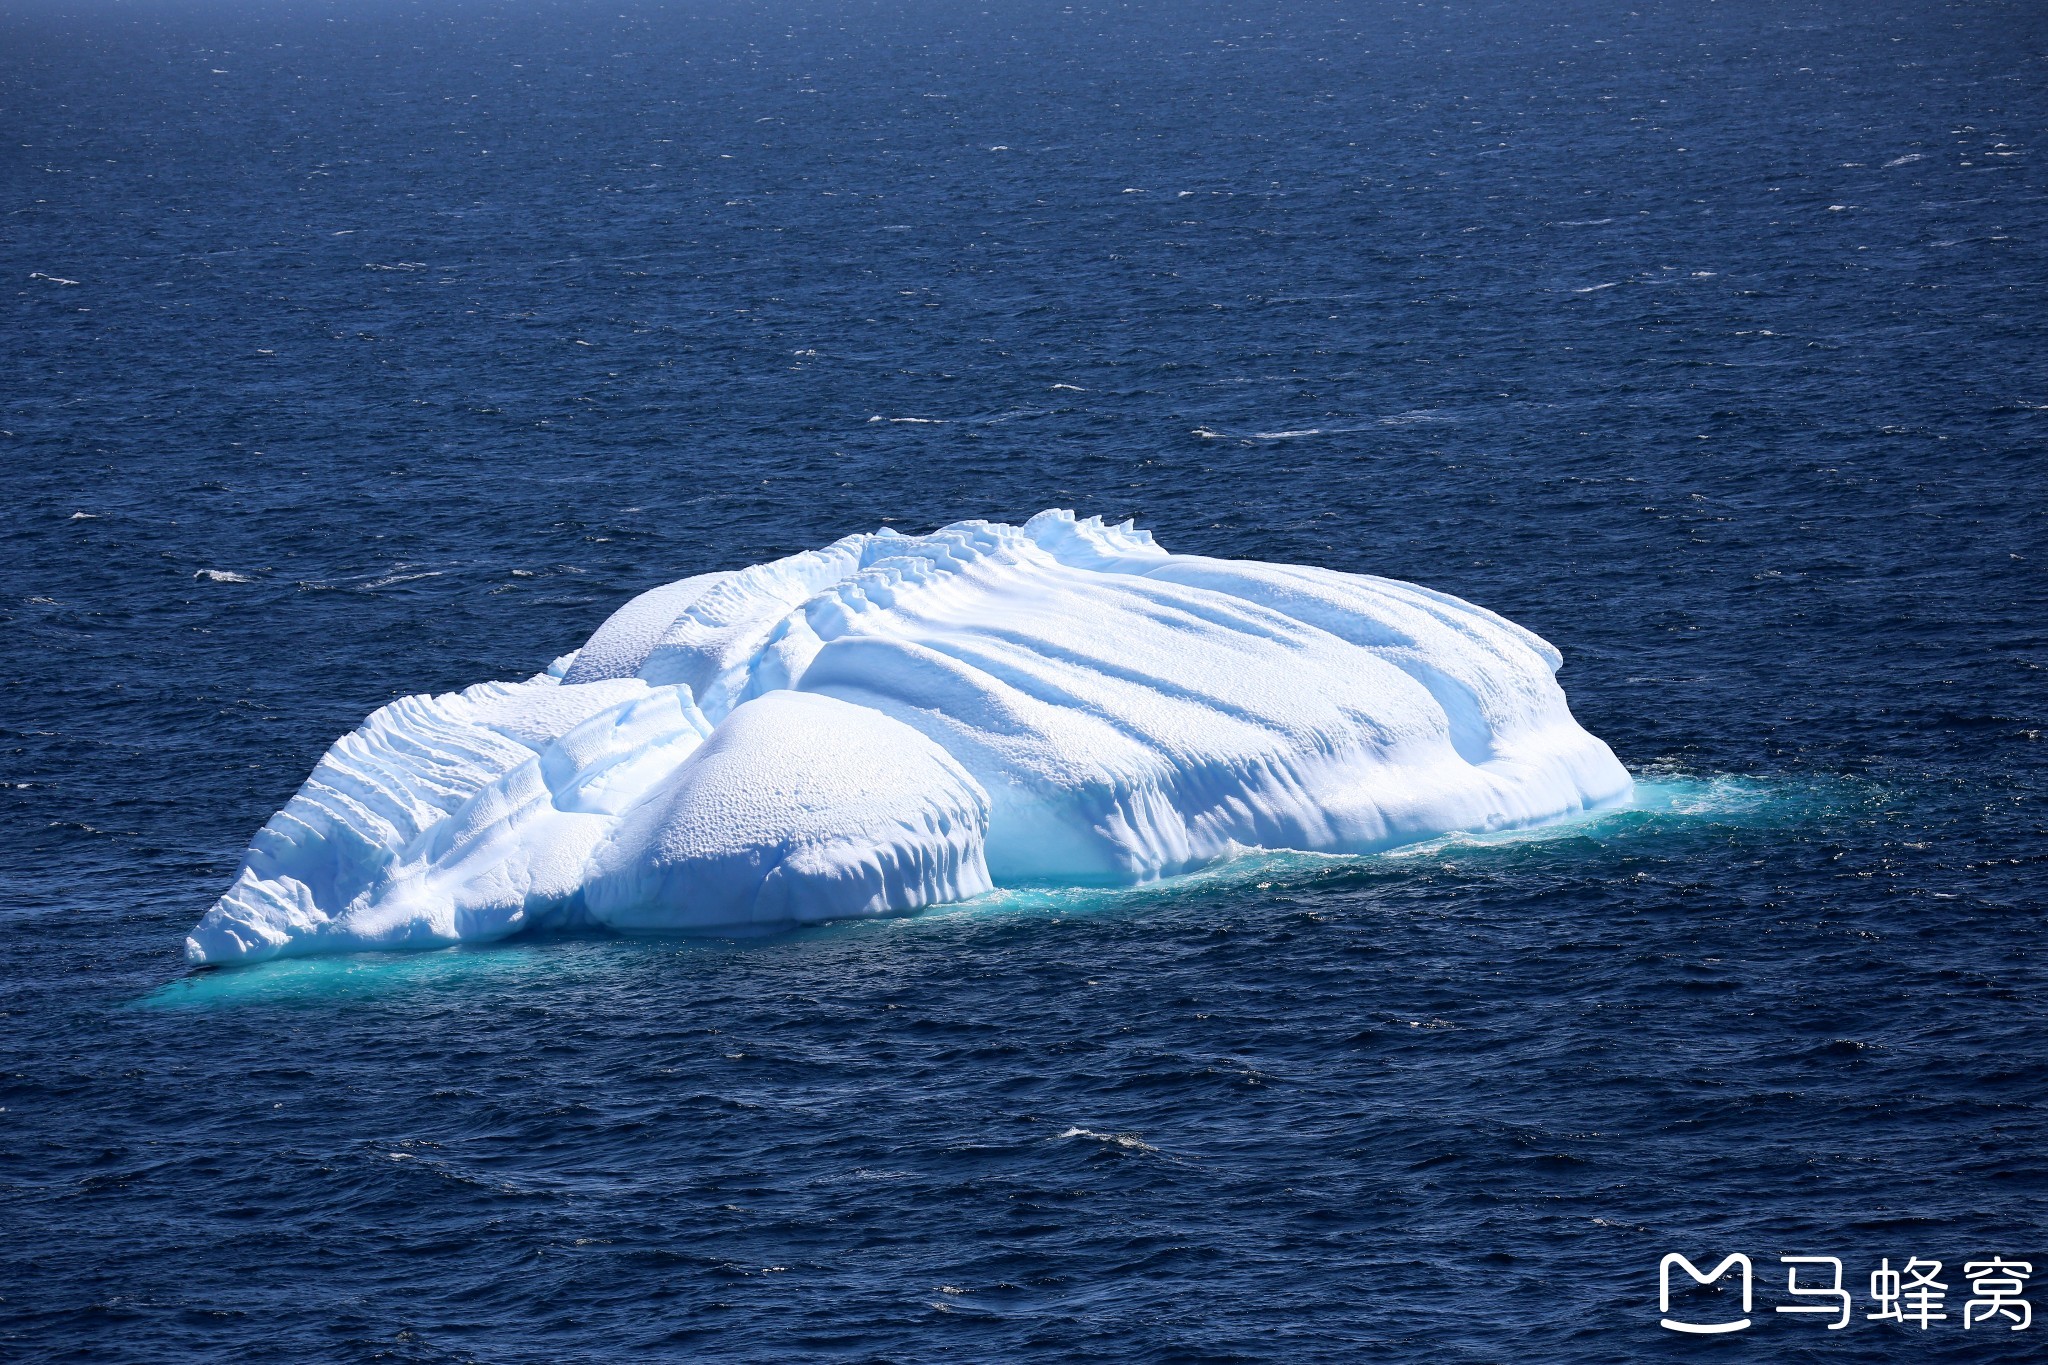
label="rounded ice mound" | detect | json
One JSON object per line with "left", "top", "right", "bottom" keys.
{"left": 582, "top": 690, "right": 991, "bottom": 934}
{"left": 185, "top": 511, "right": 1633, "bottom": 965}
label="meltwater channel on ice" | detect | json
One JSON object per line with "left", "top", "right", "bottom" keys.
{"left": 184, "top": 512, "right": 1633, "bottom": 965}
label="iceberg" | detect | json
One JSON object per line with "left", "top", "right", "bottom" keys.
{"left": 185, "top": 511, "right": 1631, "bottom": 965}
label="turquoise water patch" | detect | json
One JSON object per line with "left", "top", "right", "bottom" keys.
{"left": 137, "top": 935, "right": 665, "bottom": 1010}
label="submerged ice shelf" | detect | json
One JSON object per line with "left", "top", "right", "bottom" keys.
{"left": 186, "top": 512, "right": 1632, "bottom": 965}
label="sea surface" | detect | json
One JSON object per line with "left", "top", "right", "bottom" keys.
{"left": 3, "top": 0, "right": 2045, "bottom": 1359}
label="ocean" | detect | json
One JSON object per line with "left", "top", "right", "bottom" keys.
{"left": 2, "top": 0, "right": 2044, "bottom": 1358}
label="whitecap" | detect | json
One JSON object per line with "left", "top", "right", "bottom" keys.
{"left": 194, "top": 569, "right": 257, "bottom": 584}
{"left": 359, "top": 570, "right": 445, "bottom": 590}
{"left": 1053, "top": 1127, "right": 1158, "bottom": 1153}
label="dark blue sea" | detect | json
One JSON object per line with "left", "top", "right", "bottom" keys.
{"left": 4, "top": 0, "right": 2045, "bottom": 1358}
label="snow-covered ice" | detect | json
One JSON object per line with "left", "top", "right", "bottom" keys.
{"left": 185, "top": 512, "right": 1632, "bottom": 964}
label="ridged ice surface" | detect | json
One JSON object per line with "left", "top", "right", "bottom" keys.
{"left": 185, "top": 512, "right": 1630, "bottom": 963}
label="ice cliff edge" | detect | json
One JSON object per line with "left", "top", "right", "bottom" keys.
{"left": 186, "top": 511, "right": 1632, "bottom": 964}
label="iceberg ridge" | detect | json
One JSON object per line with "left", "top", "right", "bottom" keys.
{"left": 186, "top": 511, "right": 1632, "bottom": 964}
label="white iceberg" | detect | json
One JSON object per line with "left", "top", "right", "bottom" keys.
{"left": 185, "top": 511, "right": 1631, "bottom": 965}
